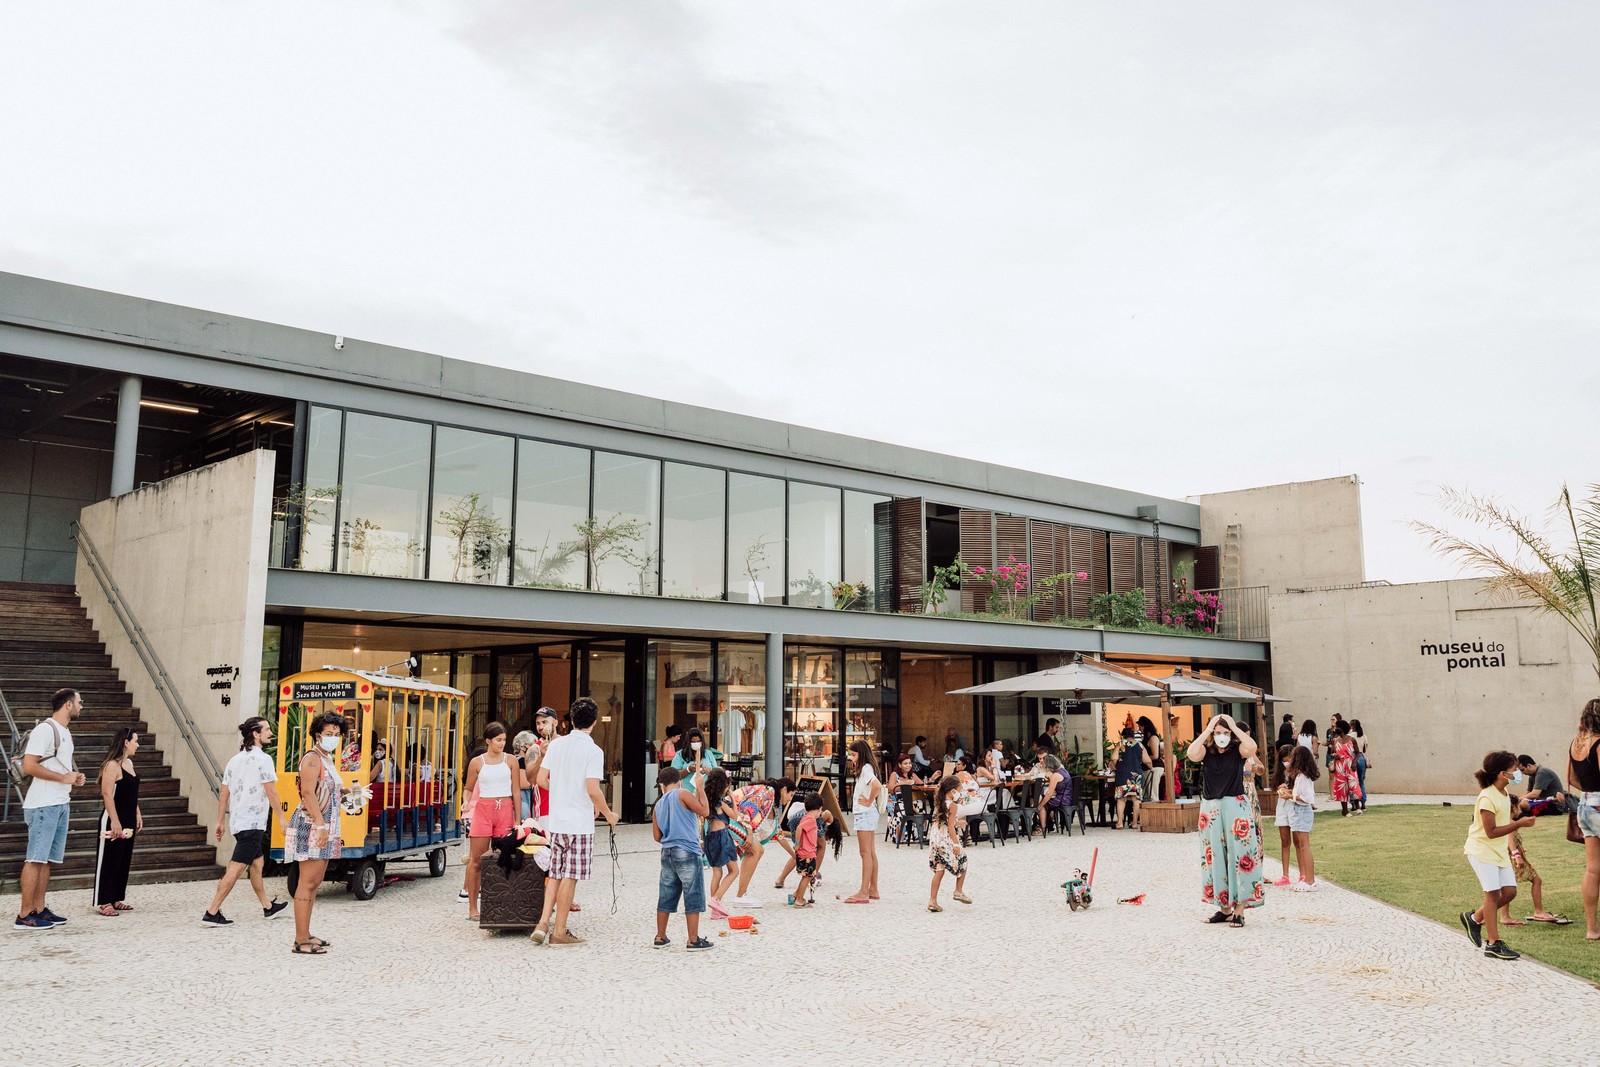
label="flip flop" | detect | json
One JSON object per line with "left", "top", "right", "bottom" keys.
{"left": 1501, "top": 918, "right": 1527, "bottom": 926}
{"left": 844, "top": 896, "right": 870, "bottom": 904}
{"left": 112, "top": 902, "right": 134, "bottom": 912}
{"left": 1527, "top": 914, "right": 1574, "bottom": 925}
{"left": 292, "top": 941, "right": 327, "bottom": 955}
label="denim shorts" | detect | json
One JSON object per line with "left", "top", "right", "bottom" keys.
{"left": 1577, "top": 799, "right": 1600, "bottom": 839}
{"left": 658, "top": 846, "right": 706, "bottom": 914}
{"left": 1288, "top": 803, "right": 1314, "bottom": 834}
{"left": 24, "top": 803, "right": 70, "bottom": 864}
{"left": 704, "top": 827, "right": 737, "bottom": 868}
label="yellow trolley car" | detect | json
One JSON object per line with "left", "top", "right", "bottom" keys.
{"left": 270, "top": 666, "right": 466, "bottom": 900}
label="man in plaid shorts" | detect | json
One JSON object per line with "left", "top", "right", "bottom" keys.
{"left": 531, "top": 697, "right": 618, "bottom": 946}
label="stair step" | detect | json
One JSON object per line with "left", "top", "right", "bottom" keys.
{"left": 0, "top": 845, "right": 221, "bottom": 881}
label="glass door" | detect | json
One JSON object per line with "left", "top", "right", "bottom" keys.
{"left": 582, "top": 643, "right": 628, "bottom": 811}
{"left": 785, "top": 646, "right": 841, "bottom": 787}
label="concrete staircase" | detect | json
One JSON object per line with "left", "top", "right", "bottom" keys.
{"left": 0, "top": 582, "right": 219, "bottom": 893}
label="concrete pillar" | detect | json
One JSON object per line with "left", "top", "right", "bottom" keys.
{"left": 764, "top": 631, "right": 784, "bottom": 779}
{"left": 110, "top": 375, "right": 141, "bottom": 496}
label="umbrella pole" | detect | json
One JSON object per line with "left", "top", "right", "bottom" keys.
{"left": 1160, "top": 694, "right": 1175, "bottom": 802}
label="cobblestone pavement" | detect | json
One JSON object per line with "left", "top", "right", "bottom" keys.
{"left": 4, "top": 810, "right": 1593, "bottom": 1065}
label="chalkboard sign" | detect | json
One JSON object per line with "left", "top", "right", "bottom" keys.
{"left": 292, "top": 680, "right": 357, "bottom": 701}
{"left": 794, "top": 775, "right": 850, "bottom": 836}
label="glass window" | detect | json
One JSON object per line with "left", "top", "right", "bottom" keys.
{"left": 655, "top": 640, "right": 714, "bottom": 752}
{"left": 338, "top": 413, "right": 431, "bottom": 579}
{"left": 844, "top": 649, "right": 897, "bottom": 798}
{"left": 788, "top": 482, "right": 842, "bottom": 608}
{"left": 785, "top": 646, "right": 840, "bottom": 784}
{"left": 513, "top": 440, "right": 589, "bottom": 589}
{"left": 429, "top": 427, "right": 513, "bottom": 584}
{"left": 590, "top": 452, "right": 660, "bottom": 595}
{"left": 726, "top": 473, "right": 785, "bottom": 604}
{"left": 843, "top": 490, "right": 889, "bottom": 611}
{"left": 717, "top": 642, "right": 767, "bottom": 765}
{"left": 661, "top": 463, "right": 726, "bottom": 600}
{"left": 296, "top": 406, "right": 342, "bottom": 571}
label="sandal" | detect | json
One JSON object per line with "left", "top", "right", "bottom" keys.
{"left": 1207, "top": 910, "right": 1230, "bottom": 924}
{"left": 1227, "top": 914, "right": 1245, "bottom": 928}
{"left": 927, "top": 903, "right": 943, "bottom": 913}
{"left": 1501, "top": 918, "right": 1527, "bottom": 926}
{"left": 292, "top": 941, "right": 328, "bottom": 955}
{"left": 112, "top": 902, "right": 134, "bottom": 912}
{"left": 844, "top": 896, "right": 870, "bottom": 904}
{"left": 96, "top": 904, "right": 119, "bottom": 917}
{"left": 1528, "top": 914, "right": 1574, "bottom": 925}
{"left": 306, "top": 936, "right": 331, "bottom": 948}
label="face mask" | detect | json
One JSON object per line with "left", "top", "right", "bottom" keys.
{"left": 320, "top": 735, "right": 340, "bottom": 753}
{"left": 1214, "top": 733, "right": 1231, "bottom": 750}
{"left": 690, "top": 741, "right": 702, "bottom": 752}
{"left": 1510, "top": 770, "right": 1524, "bottom": 784}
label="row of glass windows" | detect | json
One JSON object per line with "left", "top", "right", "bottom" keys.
{"left": 294, "top": 406, "right": 890, "bottom": 607}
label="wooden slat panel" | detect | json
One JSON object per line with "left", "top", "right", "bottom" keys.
{"left": 958, "top": 509, "right": 994, "bottom": 612}
{"left": 1138, "top": 536, "right": 1171, "bottom": 612}
{"left": 1067, "top": 526, "right": 1098, "bottom": 618}
{"left": 1091, "top": 532, "right": 1108, "bottom": 606}
{"left": 1109, "top": 533, "right": 1138, "bottom": 595}
{"left": 888, "top": 498, "right": 924, "bottom": 613}
{"left": 1195, "top": 545, "right": 1220, "bottom": 591}
{"left": 1027, "top": 519, "right": 1059, "bottom": 620}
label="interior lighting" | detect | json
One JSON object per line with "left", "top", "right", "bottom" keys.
{"left": 353, "top": 646, "right": 362, "bottom": 654}
{"left": 138, "top": 399, "right": 201, "bottom": 414}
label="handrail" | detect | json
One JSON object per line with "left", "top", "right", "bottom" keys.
{"left": 70, "top": 521, "right": 223, "bottom": 796}
{"left": 0, "top": 687, "right": 23, "bottom": 822}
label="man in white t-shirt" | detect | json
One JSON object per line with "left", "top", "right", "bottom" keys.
{"left": 531, "top": 697, "right": 618, "bottom": 947}
{"left": 17, "top": 688, "right": 86, "bottom": 931}
{"left": 203, "top": 715, "right": 290, "bottom": 926}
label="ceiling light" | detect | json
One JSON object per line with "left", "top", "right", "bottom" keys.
{"left": 353, "top": 646, "right": 362, "bottom": 654}
{"left": 139, "top": 399, "right": 200, "bottom": 414}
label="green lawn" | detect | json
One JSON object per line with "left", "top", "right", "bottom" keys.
{"left": 1299, "top": 804, "right": 1599, "bottom": 982}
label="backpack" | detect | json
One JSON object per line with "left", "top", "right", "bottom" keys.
{"left": 8, "top": 720, "right": 68, "bottom": 785}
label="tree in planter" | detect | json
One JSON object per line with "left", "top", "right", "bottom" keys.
{"left": 574, "top": 514, "right": 652, "bottom": 593}
{"left": 1414, "top": 483, "right": 1600, "bottom": 680}
{"left": 436, "top": 492, "right": 510, "bottom": 582}
{"left": 340, "top": 517, "right": 383, "bottom": 575}
{"left": 741, "top": 535, "right": 777, "bottom": 603}
{"left": 273, "top": 483, "right": 341, "bottom": 568}
{"left": 919, "top": 560, "right": 963, "bottom": 614}
{"left": 513, "top": 532, "right": 583, "bottom": 589}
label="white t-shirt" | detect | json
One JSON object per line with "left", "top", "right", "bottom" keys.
{"left": 1292, "top": 774, "right": 1316, "bottom": 808}
{"left": 542, "top": 730, "right": 605, "bottom": 835}
{"left": 223, "top": 747, "right": 278, "bottom": 834}
{"left": 23, "top": 719, "right": 74, "bottom": 809}
{"left": 1297, "top": 735, "right": 1315, "bottom": 751}
{"left": 853, "top": 764, "right": 879, "bottom": 813}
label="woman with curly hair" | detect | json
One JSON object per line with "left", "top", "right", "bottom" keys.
{"left": 1185, "top": 713, "right": 1263, "bottom": 927}
{"left": 1329, "top": 721, "right": 1364, "bottom": 817}
{"left": 926, "top": 775, "right": 970, "bottom": 912}
{"left": 1568, "top": 698, "right": 1600, "bottom": 940}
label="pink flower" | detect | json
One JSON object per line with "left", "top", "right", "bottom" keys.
{"left": 1076, "top": 571, "right": 1088, "bottom": 581}
{"left": 973, "top": 566, "right": 984, "bottom": 575}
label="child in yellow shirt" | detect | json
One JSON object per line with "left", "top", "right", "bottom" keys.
{"left": 1460, "top": 751, "right": 1537, "bottom": 960}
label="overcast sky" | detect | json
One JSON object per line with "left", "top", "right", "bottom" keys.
{"left": 5, "top": 2, "right": 1597, "bottom": 583}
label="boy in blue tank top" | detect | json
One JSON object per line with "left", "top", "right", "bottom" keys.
{"left": 653, "top": 765, "right": 713, "bottom": 950}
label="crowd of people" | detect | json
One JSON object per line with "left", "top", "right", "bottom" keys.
{"left": 17, "top": 683, "right": 1600, "bottom": 970}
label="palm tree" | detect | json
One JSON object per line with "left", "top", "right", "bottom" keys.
{"left": 1413, "top": 484, "right": 1600, "bottom": 680}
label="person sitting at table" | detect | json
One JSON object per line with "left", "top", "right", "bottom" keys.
{"left": 985, "top": 738, "right": 1006, "bottom": 780}
{"left": 1032, "top": 740, "right": 1071, "bottom": 836}
{"left": 944, "top": 728, "right": 968, "bottom": 761}
{"left": 886, "top": 754, "right": 923, "bottom": 844}
{"left": 953, "top": 754, "right": 997, "bottom": 820}
{"left": 909, "top": 736, "right": 933, "bottom": 777}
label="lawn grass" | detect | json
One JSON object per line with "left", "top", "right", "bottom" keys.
{"left": 1298, "top": 804, "right": 1599, "bottom": 983}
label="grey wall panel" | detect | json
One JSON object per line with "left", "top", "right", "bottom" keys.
{"left": 0, "top": 547, "right": 23, "bottom": 582}
{"left": 21, "top": 548, "right": 75, "bottom": 584}
{"left": 0, "top": 440, "right": 33, "bottom": 493}
{"left": 32, "top": 443, "right": 104, "bottom": 499}
{"left": 0, "top": 491, "right": 28, "bottom": 548}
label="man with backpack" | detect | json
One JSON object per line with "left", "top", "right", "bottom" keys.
{"left": 16, "top": 688, "right": 86, "bottom": 931}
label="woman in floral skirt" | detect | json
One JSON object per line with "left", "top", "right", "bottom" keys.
{"left": 1186, "top": 713, "right": 1264, "bottom": 927}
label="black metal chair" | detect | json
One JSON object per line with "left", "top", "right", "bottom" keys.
{"left": 1066, "top": 775, "right": 1091, "bottom": 835}
{"left": 893, "top": 784, "right": 930, "bottom": 848}
{"left": 965, "top": 786, "right": 1004, "bottom": 847}
{"left": 1001, "top": 780, "right": 1036, "bottom": 841}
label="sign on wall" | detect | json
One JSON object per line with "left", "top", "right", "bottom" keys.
{"left": 1418, "top": 640, "right": 1507, "bottom": 673}
{"left": 206, "top": 663, "right": 239, "bottom": 707}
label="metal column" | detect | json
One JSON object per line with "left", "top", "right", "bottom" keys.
{"left": 764, "top": 631, "right": 784, "bottom": 779}
{"left": 110, "top": 375, "right": 141, "bottom": 495}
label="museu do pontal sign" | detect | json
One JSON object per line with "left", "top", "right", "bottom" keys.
{"left": 1418, "top": 640, "right": 1507, "bottom": 673}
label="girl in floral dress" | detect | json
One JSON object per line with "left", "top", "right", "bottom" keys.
{"left": 926, "top": 776, "right": 970, "bottom": 912}
{"left": 1186, "top": 714, "right": 1264, "bottom": 927}
{"left": 1330, "top": 722, "right": 1365, "bottom": 817}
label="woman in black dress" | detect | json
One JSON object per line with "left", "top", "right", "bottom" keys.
{"left": 93, "top": 728, "right": 143, "bottom": 916}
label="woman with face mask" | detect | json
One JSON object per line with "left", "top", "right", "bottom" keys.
{"left": 285, "top": 712, "right": 347, "bottom": 954}
{"left": 1185, "top": 713, "right": 1264, "bottom": 927}
{"left": 670, "top": 728, "right": 718, "bottom": 793}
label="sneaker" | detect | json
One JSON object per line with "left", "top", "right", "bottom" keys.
{"left": 686, "top": 936, "right": 714, "bottom": 951}
{"left": 202, "top": 911, "right": 234, "bottom": 927}
{"left": 1484, "top": 940, "right": 1520, "bottom": 961}
{"left": 1271, "top": 876, "right": 1291, "bottom": 887}
{"left": 457, "top": 890, "right": 469, "bottom": 901}
{"left": 1460, "top": 910, "right": 1483, "bottom": 948}
{"left": 550, "top": 931, "right": 585, "bottom": 947}
{"left": 529, "top": 925, "right": 548, "bottom": 946}
{"left": 652, "top": 935, "right": 671, "bottom": 948}
{"left": 1293, "top": 880, "right": 1319, "bottom": 893}
{"left": 13, "top": 913, "right": 52, "bottom": 931}
{"left": 263, "top": 899, "right": 288, "bottom": 920}
{"left": 731, "top": 895, "right": 764, "bottom": 909}
{"left": 38, "top": 908, "right": 67, "bottom": 926}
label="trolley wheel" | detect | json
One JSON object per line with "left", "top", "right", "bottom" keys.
{"left": 1081, "top": 890, "right": 1093, "bottom": 907}
{"left": 349, "top": 859, "right": 380, "bottom": 901}
{"left": 427, "top": 847, "right": 448, "bottom": 878}
{"left": 286, "top": 861, "right": 300, "bottom": 898}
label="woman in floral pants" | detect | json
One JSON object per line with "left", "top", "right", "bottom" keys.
{"left": 1186, "top": 714, "right": 1264, "bottom": 927}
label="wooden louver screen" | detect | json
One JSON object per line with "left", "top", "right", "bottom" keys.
{"left": 1195, "top": 545, "right": 1220, "bottom": 591}
{"left": 1027, "top": 520, "right": 1060, "bottom": 620}
{"left": 1067, "top": 526, "right": 1099, "bottom": 618}
{"left": 994, "top": 515, "right": 1029, "bottom": 585}
{"left": 1138, "top": 536, "right": 1170, "bottom": 612}
{"left": 958, "top": 509, "right": 994, "bottom": 612}
{"left": 886, "top": 498, "right": 924, "bottom": 614}
{"left": 1108, "top": 533, "right": 1138, "bottom": 595}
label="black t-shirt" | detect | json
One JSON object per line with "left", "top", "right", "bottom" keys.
{"left": 1201, "top": 746, "right": 1246, "bottom": 800}
{"left": 1276, "top": 722, "right": 1295, "bottom": 747}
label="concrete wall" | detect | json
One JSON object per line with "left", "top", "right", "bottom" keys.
{"left": 1267, "top": 578, "right": 1598, "bottom": 794}
{"left": 76, "top": 450, "right": 274, "bottom": 863}
{"left": 0, "top": 440, "right": 114, "bottom": 583}
{"left": 1194, "top": 476, "right": 1365, "bottom": 594}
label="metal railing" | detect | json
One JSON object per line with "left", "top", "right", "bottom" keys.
{"left": 70, "top": 521, "right": 223, "bottom": 796}
{"left": 1, "top": 686, "right": 24, "bottom": 822}
{"left": 1193, "top": 585, "right": 1270, "bottom": 641}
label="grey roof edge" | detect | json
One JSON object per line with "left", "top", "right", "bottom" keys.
{"left": 0, "top": 271, "right": 1199, "bottom": 529}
